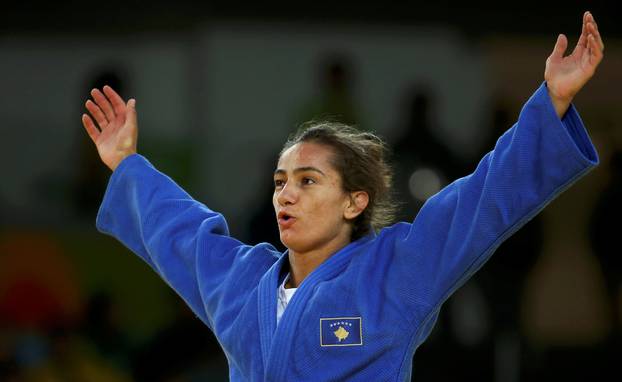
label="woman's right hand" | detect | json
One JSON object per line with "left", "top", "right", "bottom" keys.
{"left": 82, "top": 85, "right": 138, "bottom": 171}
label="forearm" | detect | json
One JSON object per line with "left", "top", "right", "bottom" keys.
{"left": 96, "top": 154, "right": 225, "bottom": 260}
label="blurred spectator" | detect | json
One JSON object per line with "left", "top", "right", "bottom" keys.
{"left": 588, "top": 142, "right": 622, "bottom": 376}
{"left": 397, "top": 85, "right": 493, "bottom": 381}
{"left": 589, "top": 148, "right": 622, "bottom": 323}
{"left": 131, "top": 297, "right": 228, "bottom": 382}
{"left": 296, "top": 53, "right": 361, "bottom": 127}
{"left": 0, "top": 232, "right": 82, "bottom": 329}
{"left": 390, "top": 83, "right": 462, "bottom": 222}
{"left": 81, "top": 292, "right": 131, "bottom": 372}
{"left": 0, "top": 327, "right": 22, "bottom": 381}
{"left": 477, "top": 99, "right": 545, "bottom": 382}
{"left": 20, "top": 322, "right": 131, "bottom": 382}
{"left": 520, "top": 166, "right": 612, "bottom": 380}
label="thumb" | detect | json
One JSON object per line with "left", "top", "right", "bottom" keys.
{"left": 126, "top": 98, "right": 138, "bottom": 127}
{"left": 550, "top": 34, "right": 568, "bottom": 59}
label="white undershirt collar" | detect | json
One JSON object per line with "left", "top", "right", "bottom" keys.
{"left": 276, "top": 273, "right": 297, "bottom": 325}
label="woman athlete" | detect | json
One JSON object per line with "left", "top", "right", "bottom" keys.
{"left": 81, "top": 12, "right": 604, "bottom": 381}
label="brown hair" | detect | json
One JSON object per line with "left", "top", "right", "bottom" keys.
{"left": 280, "top": 121, "right": 396, "bottom": 241}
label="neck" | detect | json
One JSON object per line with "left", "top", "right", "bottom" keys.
{"left": 286, "top": 234, "right": 351, "bottom": 288}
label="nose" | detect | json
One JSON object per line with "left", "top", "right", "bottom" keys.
{"left": 276, "top": 181, "right": 297, "bottom": 206}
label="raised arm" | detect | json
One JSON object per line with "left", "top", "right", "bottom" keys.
{"left": 82, "top": 87, "right": 280, "bottom": 330}
{"left": 389, "top": 12, "right": 603, "bottom": 312}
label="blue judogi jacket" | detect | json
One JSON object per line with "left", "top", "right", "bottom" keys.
{"left": 96, "top": 83, "right": 598, "bottom": 381}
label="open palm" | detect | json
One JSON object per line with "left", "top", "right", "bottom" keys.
{"left": 82, "top": 85, "right": 138, "bottom": 171}
{"left": 545, "top": 11, "right": 604, "bottom": 107}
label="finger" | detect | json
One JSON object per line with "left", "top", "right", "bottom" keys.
{"left": 91, "top": 88, "right": 116, "bottom": 122}
{"left": 82, "top": 114, "right": 100, "bottom": 143}
{"left": 550, "top": 34, "right": 568, "bottom": 60}
{"left": 85, "top": 99, "right": 109, "bottom": 129}
{"left": 572, "top": 22, "right": 587, "bottom": 57}
{"left": 588, "top": 34, "right": 604, "bottom": 66}
{"left": 126, "top": 98, "right": 137, "bottom": 128}
{"left": 578, "top": 12, "right": 588, "bottom": 49}
{"left": 586, "top": 18, "right": 604, "bottom": 53}
{"left": 102, "top": 85, "right": 127, "bottom": 120}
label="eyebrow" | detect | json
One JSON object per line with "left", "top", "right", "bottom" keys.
{"left": 273, "top": 166, "right": 326, "bottom": 177}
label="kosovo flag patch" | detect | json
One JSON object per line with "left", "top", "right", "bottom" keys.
{"left": 320, "top": 317, "right": 363, "bottom": 346}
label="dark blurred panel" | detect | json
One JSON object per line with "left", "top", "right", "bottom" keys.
{"left": 1, "top": 1, "right": 619, "bottom": 37}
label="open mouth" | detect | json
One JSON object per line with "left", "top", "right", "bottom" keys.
{"left": 278, "top": 211, "right": 293, "bottom": 220}
{"left": 278, "top": 212, "right": 296, "bottom": 227}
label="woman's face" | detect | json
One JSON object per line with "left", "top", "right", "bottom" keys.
{"left": 273, "top": 142, "right": 353, "bottom": 254}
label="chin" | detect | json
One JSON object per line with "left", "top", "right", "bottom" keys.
{"left": 279, "top": 231, "right": 309, "bottom": 253}
{"left": 279, "top": 231, "right": 295, "bottom": 251}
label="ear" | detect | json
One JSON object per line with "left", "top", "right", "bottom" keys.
{"left": 344, "top": 191, "right": 369, "bottom": 220}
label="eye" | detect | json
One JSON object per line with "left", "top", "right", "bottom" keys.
{"left": 302, "top": 177, "right": 316, "bottom": 186}
{"left": 274, "top": 179, "right": 285, "bottom": 189}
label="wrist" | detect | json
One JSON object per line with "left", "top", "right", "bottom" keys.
{"left": 546, "top": 85, "right": 573, "bottom": 119}
{"left": 109, "top": 151, "right": 136, "bottom": 172}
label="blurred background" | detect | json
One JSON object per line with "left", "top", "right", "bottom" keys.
{"left": 1, "top": 1, "right": 621, "bottom": 381}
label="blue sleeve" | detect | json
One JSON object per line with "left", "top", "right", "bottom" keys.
{"left": 95, "top": 154, "right": 272, "bottom": 329}
{"left": 392, "top": 82, "right": 599, "bottom": 310}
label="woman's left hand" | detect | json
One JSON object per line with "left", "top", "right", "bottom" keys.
{"left": 545, "top": 11, "right": 604, "bottom": 118}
